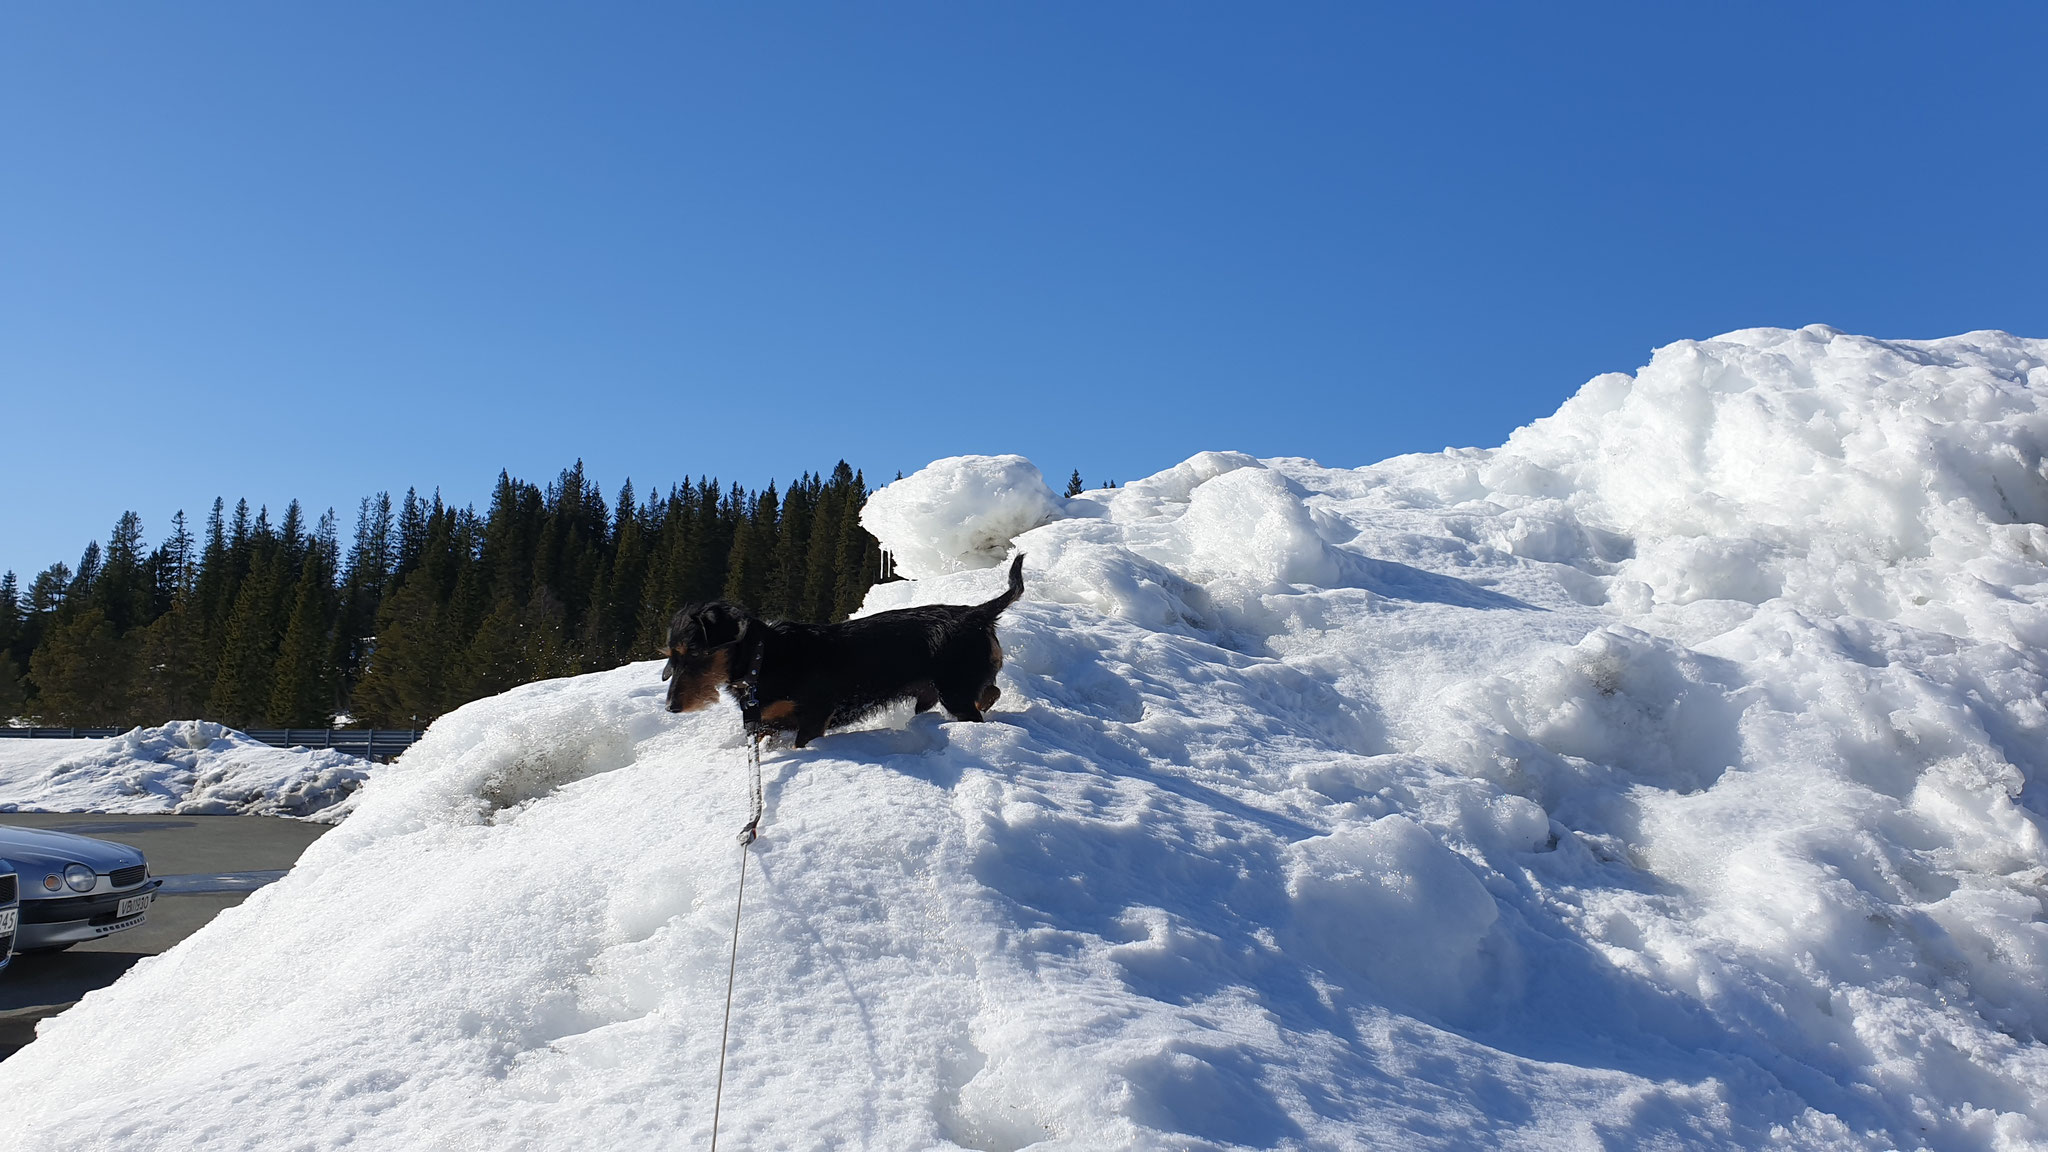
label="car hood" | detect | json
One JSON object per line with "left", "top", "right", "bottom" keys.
{"left": 0, "top": 824, "right": 146, "bottom": 872}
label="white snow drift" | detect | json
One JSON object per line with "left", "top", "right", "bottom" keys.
{"left": 0, "top": 721, "right": 371, "bottom": 821}
{"left": 5, "top": 326, "right": 2048, "bottom": 1150}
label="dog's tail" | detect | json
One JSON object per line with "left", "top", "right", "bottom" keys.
{"left": 979, "top": 554, "right": 1026, "bottom": 615}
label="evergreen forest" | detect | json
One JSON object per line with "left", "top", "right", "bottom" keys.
{"left": 0, "top": 461, "right": 891, "bottom": 730}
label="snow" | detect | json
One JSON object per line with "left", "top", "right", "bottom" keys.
{"left": 860, "top": 453, "right": 1066, "bottom": 578}
{"left": 0, "top": 721, "right": 372, "bottom": 822}
{"left": 6, "top": 325, "right": 2048, "bottom": 1149}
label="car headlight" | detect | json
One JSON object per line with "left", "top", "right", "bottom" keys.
{"left": 64, "top": 864, "right": 97, "bottom": 893}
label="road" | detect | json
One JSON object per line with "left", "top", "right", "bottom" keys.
{"left": 0, "top": 812, "right": 332, "bottom": 1060}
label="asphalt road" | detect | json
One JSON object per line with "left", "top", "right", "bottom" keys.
{"left": 0, "top": 812, "right": 332, "bottom": 1060}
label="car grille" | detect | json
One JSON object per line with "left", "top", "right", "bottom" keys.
{"left": 109, "top": 865, "right": 147, "bottom": 889}
{"left": 0, "top": 874, "right": 15, "bottom": 903}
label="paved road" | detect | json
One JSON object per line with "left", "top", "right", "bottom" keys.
{"left": 0, "top": 813, "right": 332, "bottom": 1060}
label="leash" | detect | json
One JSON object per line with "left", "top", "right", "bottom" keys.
{"left": 710, "top": 735, "right": 766, "bottom": 1152}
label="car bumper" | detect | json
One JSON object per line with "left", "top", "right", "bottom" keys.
{"left": 16, "top": 878, "right": 164, "bottom": 949}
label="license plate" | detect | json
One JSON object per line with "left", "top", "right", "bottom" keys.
{"left": 117, "top": 893, "right": 152, "bottom": 918}
{"left": 0, "top": 908, "right": 14, "bottom": 934}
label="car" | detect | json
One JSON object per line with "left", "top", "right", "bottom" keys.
{"left": 0, "top": 825, "right": 163, "bottom": 952}
{"left": 1, "top": 857, "right": 17, "bottom": 971}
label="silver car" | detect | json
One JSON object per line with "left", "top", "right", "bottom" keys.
{"left": 0, "top": 858, "right": 17, "bottom": 971}
{"left": 0, "top": 825, "right": 162, "bottom": 952}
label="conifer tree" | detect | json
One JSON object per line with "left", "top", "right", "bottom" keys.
{"left": 70, "top": 541, "right": 102, "bottom": 606}
{"left": 0, "top": 570, "right": 20, "bottom": 663}
{"left": 635, "top": 484, "right": 696, "bottom": 653}
{"left": 94, "top": 511, "right": 148, "bottom": 634}
{"left": 147, "top": 511, "right": 196, "bottom": 620}
{"left": 332, "top": 493, "right": 395, "bottom": 701}
{"left": 267, "top": 512, "right": 339, "bottom": 726}
{"left": 19, "top": 563, "right": 72, "bottom": 673}
{"left": 10, "top": 457, "right": 884, "bottom": 726}
{"left": 0, "top": 574, "right": 22, "bottom": 722}
{"left": 192, "top": 499, "right": 232, "bottom": 679}
{"left": 1065, "top": 470, "right": 1084, "bottom": 498}
{"left": 691, "top": 477, "right": 730, "bottom": 603}
{"left": 765, "top": 476, "right": 813, "bottom": 620}
{"left": 801, "top": 470, "right": 849, "bottom": 622}
{"left": 460, "top": 586, "right": 574, "bottom": 701}
{"left": 351, "top": 500, "right": 458, "bottom": 727}
{"left": 722, "top": 489, "right": 772, "bottom": 611}
{"left": 834, "top": 470, "right": 879, "bottom": 621}
{"left": 133, "top": 599, "right": 206, "bottom": 723}
{"left": 29, "top": 608, "right": 132, "bottom": 726}
{"left": 208, "top": 532, "right": 287, "bottom": 728}
{"left": 395, "top": 489, "right": 428, "bottom": 578}
{"left": 595, "top": 480, "right": 650, "bottom": 663}
{"left": 0, "top": 655, "right": 22, "bottom": 722}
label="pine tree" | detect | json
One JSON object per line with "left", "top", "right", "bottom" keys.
{"left": 0, "top": 654, "right": 23, "bottom": 722}
{"left": 460, "top": 587, "right": 574, "bottom": 700}
{"left": 29, "top": 608, "right": 132, "bottom": 726}
{"left": 70, "top": 541, "right": 103, "bottom": 606}
{"left": 332, "top": 492, "right": 396, "bottom": 708}
{"left": 1065, "top": 470, "right": 1084, "bottom": 498}
{"left": 0, "top": 571, "right": 23, "bottom": 724}
{"left": 208, "top": 538, "right": 286, "bottom": 728}
{"left": 133, "top": 601, "right": 206, "bottom": 723}
{"left": 635, "top": 484, "right": 696, "bottom": 653}
{"left": 94, "top": 511, "right": 148, "bottom": 634}
{"left": 347, "top": 577, "right": 444, "bottom": 729}
{"left": 801, "top": 469, "right": 850, "bottom": 622}
{"left": 350, "top": 499, "right": 459, "bottom": 727}
{"left": 146, "top": 510, "right": 196, "bottom": 620}
{"left": 722, "top": 488, "right": 773, "bottom": 611}
{"left": 8, "top": 457, "right": 885, "bottom": 727}
{"left": 765, "top": 476, "right": 813, "bottom": 620}
{"left": 0, "top": 570, "right": 20, "bottom": 662}
{"left": 395, "top": 489, "right": 428, "bottom": 579}
{"left": 267, "top": 512, "right": 339, "bottom": 726}
{"left": 595, "top": 479, "right": 650, "bottom": 663}
{"left": 833, "top": 470, "right": 879, "bottom": 621}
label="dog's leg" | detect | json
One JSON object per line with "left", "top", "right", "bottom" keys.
{"left": 914, "top": 687, "right": 939, "bottom": 713}
{"left": 792, "top": 705, "right": 832, "bottom": 749}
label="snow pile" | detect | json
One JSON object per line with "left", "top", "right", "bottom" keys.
{"left": 0, "top": 721, "right": 373, "bottom": 821}
{"left": 860, "top": 453, "right": 1066, "bottom": 577}
{"left": 5, "top": 326, "right": 2048, "bottom": 1150}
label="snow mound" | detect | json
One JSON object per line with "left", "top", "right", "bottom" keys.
{"left": 0, "top": 721, "right": 373, "bottom": 822}
{"left": 6, "top": 327, "right": 2048, "bottom": 1150}
{"left": 861, "top": 453, "right": 1066, "bottom": 577}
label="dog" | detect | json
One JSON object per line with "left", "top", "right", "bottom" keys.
{"left": 663, "top": 554, "right": 1025, "bottom": 748}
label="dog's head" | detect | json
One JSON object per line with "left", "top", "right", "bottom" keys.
{"left": 662, "top": 601, "right": 751, "bottom": 713}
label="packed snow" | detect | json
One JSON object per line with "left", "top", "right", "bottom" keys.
{"left": 0, "top": 721, "right": 372, "bottom": 822}
{"left": 5, "top": 325, "right": 2048, "bottom": 1150}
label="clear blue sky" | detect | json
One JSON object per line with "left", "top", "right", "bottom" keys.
{"left": 4, "top": 2, "right": 2044, "bottom": 578}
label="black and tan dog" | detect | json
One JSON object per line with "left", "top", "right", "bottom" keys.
{"left": 662, "top": 554, "right": 1025, "bottom": 747}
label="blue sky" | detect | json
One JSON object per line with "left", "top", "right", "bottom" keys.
{"left": 3, "top": 2, "right": 2044, "bottom": 578}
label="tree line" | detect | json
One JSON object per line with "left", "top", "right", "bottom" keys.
{"left": 0, "top": 461, "right": 890, "bottom": 730}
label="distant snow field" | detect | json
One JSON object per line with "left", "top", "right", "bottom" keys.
{"left": 0, "top": 721, "right": 372, "bottom": 822}
{"left": 6, "top": 326, "right": 2048, "bottom": 1150}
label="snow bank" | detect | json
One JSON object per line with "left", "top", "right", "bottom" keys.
{"left": 0, "top": 721, "right": 372, "bottom": 822}
{"left": 6, "top": 326, "right": 2048, "bottom": 1150}
{"left": 861, "top": 453, "right": 1066, "bottom": 577}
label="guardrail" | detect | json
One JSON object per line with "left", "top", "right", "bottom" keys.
{"left": 0, "top": 727, "right": 422, "bottom": 759}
